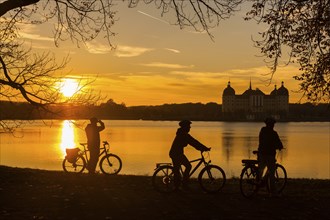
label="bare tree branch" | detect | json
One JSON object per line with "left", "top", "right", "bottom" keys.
{"left": 135, "top": 0, "right": 244, "bottom": 39}
{"left": 0, "top": 0, "right": 39, "bottom": 17}
{"left": 246, "top": 0, "right": 330, "bottom": 102}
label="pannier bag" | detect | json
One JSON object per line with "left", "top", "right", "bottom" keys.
{"left": 65, "top": 148, "right": 80, "bottom": 163}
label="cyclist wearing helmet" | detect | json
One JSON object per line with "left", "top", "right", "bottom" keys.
{"left": 169, "top": 120, "right": 210, "bottom": 189}
{"left": 258, "top": 117, "right": 284, "bottom": 196}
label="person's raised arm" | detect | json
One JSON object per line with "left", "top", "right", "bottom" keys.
{"left": 98, "top": 120, "right": 105, "bottom": 131}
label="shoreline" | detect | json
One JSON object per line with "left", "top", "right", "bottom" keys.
{"left": 1, "top": 165, "right": 329, "bottom": 220}
{"left": 2, "top": 118, "right": 330, "bottom": 122}
{"left": 1, "top": 101, "right": 329, "bottom": 122}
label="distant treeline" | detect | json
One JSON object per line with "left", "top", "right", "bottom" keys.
{"left": 0, "top": 99, "right": 329, "bottom": 122}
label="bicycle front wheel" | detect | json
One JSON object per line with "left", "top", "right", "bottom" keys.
{"left": 99, "top": 154, "right": 122, "bottom": 175}
{"left": 152, "top": 165, "right": 176, "bottom": 193}
{"left": 240, "top": 165, "right": 258, "bottom": 198}
{"left": 198, "top": 165, "right": 226, "bottom": 193}
{"left": 62, "top": 155, "right": 86, "bottom": 173}
{"left": 271, "top": 164, "right": 287, "bottom": 194}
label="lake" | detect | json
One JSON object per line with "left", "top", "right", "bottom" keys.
{"left": 0, "top": 120, "right": 329, "bottom": 179}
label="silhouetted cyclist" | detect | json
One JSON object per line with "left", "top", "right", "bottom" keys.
{"left": 258, "top": 117, "right": 284, "bottom": 196}
{"left": 169, "top": 120, "right": 210, "bottom": 189}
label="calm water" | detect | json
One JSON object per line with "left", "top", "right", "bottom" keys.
{"left": 0, "top": 120, "right": 329, "bottom": 179}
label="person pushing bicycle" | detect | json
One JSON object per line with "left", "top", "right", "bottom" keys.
{"left": 169, "top": 120, "right": 210, "bottom": 189}
{"left": 258, "top": 117, "right": 284, "bottom": 196}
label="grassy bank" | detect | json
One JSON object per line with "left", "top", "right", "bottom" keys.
{"left": 0, "top": 166, "right": 329, "bottom": 220}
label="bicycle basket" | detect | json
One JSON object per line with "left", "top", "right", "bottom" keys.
{"left": 65, "top": 148, "right": 80, "bottom": 163}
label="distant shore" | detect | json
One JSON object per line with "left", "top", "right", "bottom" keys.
{"left": 1, "top": 100, "right": 329, "bottom": 122}
{"left": 1, "top": 118, "right": 330, "bottom": 122}
{"left": 0, "top": 166, "right": 329, "bottom": 220}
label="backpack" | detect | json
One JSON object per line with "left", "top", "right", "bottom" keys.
{"left": 65, "top": 148, "right": 80, "bottom": 163}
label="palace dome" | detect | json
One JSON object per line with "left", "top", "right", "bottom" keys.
{"left": 223, "top": 81, "right": 235, "bottom": 96}
{"left": 277, "top": 81, "right": 289, "bottom": 95}
{"left": 270, "top": 85, "right": 278, "bottom": 95}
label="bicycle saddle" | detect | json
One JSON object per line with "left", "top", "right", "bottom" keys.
{"left": 241, "top": 159, "right": 258, "bottom": 164}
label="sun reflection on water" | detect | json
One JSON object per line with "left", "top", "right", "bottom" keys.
{"left": 60, "top": 120, "right": 76, "bottom": 155}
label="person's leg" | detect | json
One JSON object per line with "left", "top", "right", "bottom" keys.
{"left": 258, "top": 156, "right": 267, "bottom": 184}
{"left": 171, "top": 156, "right": 182, "bottom": 188}
{"left": 88, "top": 147, "right": 100, "bottom": 173}
{"left": 181, "top": 155, "right": 192, "bottom": 186}
{"left": 266, "top": 156, "right": 277, "bottom": 194}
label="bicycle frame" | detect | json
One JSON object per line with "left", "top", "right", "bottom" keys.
{"left": 152, "top": 151, "right": 226, "bottom": 193}
{"left": 187, "top": 152, "right": 210, "bottom": 177}
{"left": 240, "top": 150, "right": 287, "bottom": 198}
{"left": 79, "top": 141, "right": 110, "bottom": 163}
{"left": 256, "top": 151, "right": 282, "bottom": 181}
{"left": 63, "top": 140, "right": 122, "bottom": 175}
{"left": 156, "top": 152, "right": 211, "bottom": 177}
{"left": 241, "top": 158, "right": 271, "bottom": 183}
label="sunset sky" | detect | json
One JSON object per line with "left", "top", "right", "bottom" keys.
{"left": 19, "top": 2, "right": 303, "bottom": 106}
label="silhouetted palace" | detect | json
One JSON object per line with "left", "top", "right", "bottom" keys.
{"left": 222, "top": 81, "right": 289, "bottom": 119}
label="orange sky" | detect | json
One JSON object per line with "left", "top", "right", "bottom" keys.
{"left": 19, "top": 2, "right": 304, "bottom": 106}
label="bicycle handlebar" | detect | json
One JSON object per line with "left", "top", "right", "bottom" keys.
{"left": 80, "top": 143, "right": 87, "bottom": 149}
{"left": 201, "top": 148, "right": 211, "bottom": 153}
{"left": 200, "top": 149, "right": 211, "bottom": 158}
{"left": 79, "top": 141, "right": 110, "bottom": 150}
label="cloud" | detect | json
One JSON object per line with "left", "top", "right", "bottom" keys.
{"left": 16, "top": 23, "right": 53, "bottom": 42}
{"left": 18, "top": 27, "right": 55, "bottom": 49}
{"left": 85, "top": 42, "right": 112, "bottom": 54}
{"left": 140, "top": 62, "right": 194, "bottom": 69}
{"left": 226, "top": 66, "right": 299, "bottom": 82}
{"left": 168, "top": 65, "right": 299, "bottom": 89}
{"left": 114, "top": 45, "right": 153, "bottom": 57}
{"left": 170, "top": 71, "right": 226, "bottom": 78}
{"left": 164, "top": 48, "right": 180, "bottom": 53}
{"left": 20, "top": 32, "right": 53, "bottom": 42}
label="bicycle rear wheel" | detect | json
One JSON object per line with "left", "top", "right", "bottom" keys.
{"left": 240, "top": 165, "right": 258, "bottom": 198}
{"left": 152, "top": 165, "right": 176, "bottom": 193}
{"left": 62, "top": 155, "right": 86, "bottom": 173}
{"left": 99, "top": 154, "right": 122, "bottom": 175}
{"left": 198, "top": 165, "right": 226, "bottom": 193}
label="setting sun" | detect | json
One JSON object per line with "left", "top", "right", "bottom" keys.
{"left": 59, "top": 79, "right": 80, "bottom": 97}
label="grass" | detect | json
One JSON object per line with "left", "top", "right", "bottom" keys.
{"left": 0, "top": 165, "right": 329, "bottom": 220}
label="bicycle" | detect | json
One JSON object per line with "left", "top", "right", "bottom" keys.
{"left": 239, "top": 150, "right": 287, "bottom": 198}
{"left": 152, "top": 151, "right": 226, "bottom": 193}
{"left": 62, "top": 141, "right": 122, "bottom": 175}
